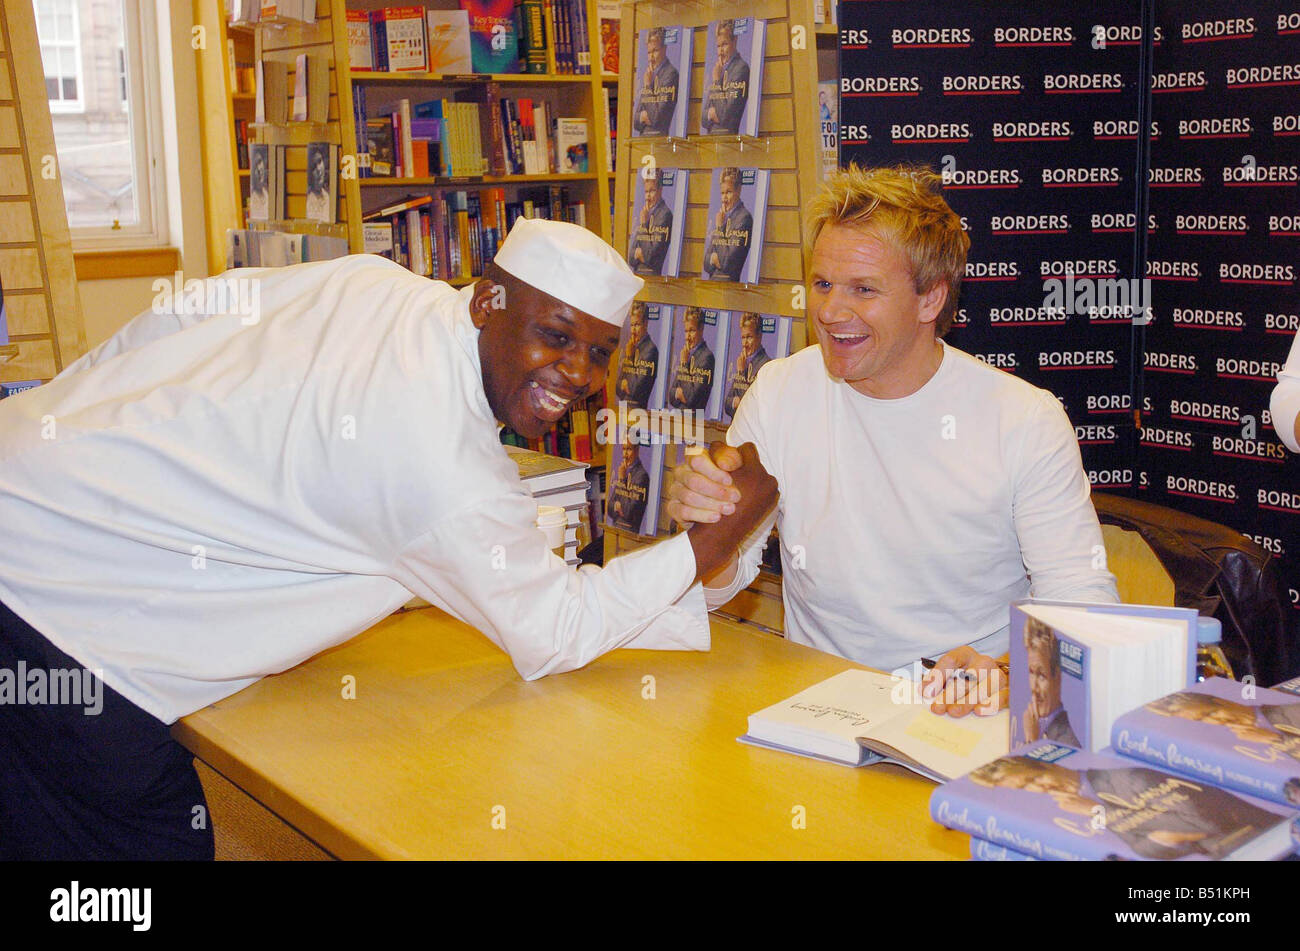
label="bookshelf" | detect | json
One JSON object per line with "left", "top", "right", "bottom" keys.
{"left": 601, "top": 0, "right": 829, "bottom": 617}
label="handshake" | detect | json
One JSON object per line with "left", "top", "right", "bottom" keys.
{"left": 667, "top": 442, "right": 778, "bottom": 584}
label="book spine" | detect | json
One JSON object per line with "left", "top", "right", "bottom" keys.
{"left": 520, "top": 0, "right": 547, "bottom": 74}
{"left": 485, "top": 83, "right": 508, "bottom": 176}
{"left": 969, "top": 838, "right": 1039, "bottom": 861}
{"left": 433, "top": 196, "right": 449, "bottom": 280}
{"left": 399, "top": 98, "right": 414, "bottom": 179}
{"left": 372, "top": 11, "right": 389, "bottom": 72}
{"left": 542, "top": 0, "right": 558, "bottom": 75}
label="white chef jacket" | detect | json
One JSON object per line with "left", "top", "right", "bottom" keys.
{"left": 707, "top": 341, "right": 1119, "bottom": 672}
{"left": 1271, "top": 332, "right": 1300, "bottom": 454}
{"left": 0, "top": 255, "right": 708, "bottom": 724}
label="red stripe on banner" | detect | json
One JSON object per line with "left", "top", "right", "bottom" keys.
{"left": 1092, "top": 227, "right": 1135, "bottom": 233}
{"left": 1180, "top": 133, "right": 1251, "bottom": 139}
{"left": 1176, "top": 229, "right": 1248, "bottom": 235}
{"left": 1145, "top": 366, "right": 1197, "bottom": 374}
{"left": 1140, "top": 442, "right": 1193, "bottom": 451}
{"left": 893, "top": 43, "right": 971, "bottom": 49}
{"left": 841, "top": 45, "right": 871, "bottom": 50}
{"left": 990, "top": 321, "right": 1069, "bottom": 327}
{"left": 1039, "top": 365, "right": 1115, "bottom": 370}
{"left": 1170, "top": 415, "right": 1236, "bottom": 425}
{"left": 1044, "top": 89, "right": 1124, "bottom": 94}
{"left": 1095, "top": 135, "right": 1139, "bottom": 140}
{"left": 943, "top": 90, "right": 1022, "bottom": 95}
{"left": 1089, "top": 408, "right": 1131, "bottom": 414}
{"left": 1221, "top": 279, "right": 1295, "bottom": 285}
{"left": 1214, "top": 451, "right": 1285, "bottom": 463}
{"left": 1183, "top": 34, "right": 1254, "bottom": 43}
{"left": 991, "top": 229, "right": 1069, "bottom": 234}
{"left": 1281, "top": 29, "right": 1300, "bottom": 34}
{"left": 1228, "top": 81, "right": 1300, "bottom": 88}
{"left": 1224, "top": 182, "right": 1297, "bottom": 187}
{"left": 1043, "top": 182, "right": 1121, "bottom": 187}
{"left": 1269, "top": 231, "right": 1300, "bottom": 236}
{"left": 1218, "top": 373, "right": 1279, "bottom": 381}
{"left": 1258, "top": 503, "right": 1300, "bottom": 514}
{"left": 1089, "top": 318, "right": 1134, "bottom": 325}
{"left": 962, "top": 275, "right": 1019, "bottom": 281}
{"left": 1167, "top": 490, "right": 1235, "bottom": 503}
{"left": 941, "top": 184, "right": 1020, "bottom": 189}
{"left": 994, "top": 42, "right": 1072, "bottom": 48}
{"left": 1277, "top": 131, "right": 1300, "bottom": 136}
{"left": 893, "top": 138, "right": 970, "bottom": 143}
{"left": 1266, "top": 328, "right": 1299, "bottom": 335}
{"left": 1171, "top": 323, "right": 1244, "bottom": 331}
{"left": 843, "top": 92, "right": 919, "bottom": 97}
{"left": 993, "top": 136, "right": 1071, "bottom": 142}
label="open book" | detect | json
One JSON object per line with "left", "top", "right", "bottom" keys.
{"left": 741, "top": 668, "right": 1009, "bottom": 783}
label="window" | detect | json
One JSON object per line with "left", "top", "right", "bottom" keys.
{"left": 35, "top": 0, "right": 82, "bottom": 112}
{"left": 34, "top": 0, "right": 166, "bottom": 245}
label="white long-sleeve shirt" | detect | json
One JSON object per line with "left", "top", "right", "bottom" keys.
{"left": 0, "top": 255, "right": 708, "bottom": 723}
{"left": 1271, "top": 332, "right": 1300, "bottom": 454}
{"left": 708, "top": 341, "right": 1118, "bottom": 672}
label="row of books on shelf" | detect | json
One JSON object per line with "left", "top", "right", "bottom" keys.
{"left": 360, "top": 187, "right": 585, "bottom": 281}
{"left": 248, "top": 142, "right": 340, "bottom": 225}
{"left": 629, "top": 166, "right": 771, "bottom": 285}
{"left": 354, "top": 87, "right": 589, "bottom": 180}
{"left": 500, "top": 395, "right": 598, "bottom": 463}
{"left": 347, "top": 1, "right": 617, "bottom": 77}
{"left": 226, "top": 228, "right": 349, "bottom": 269}
{"left": 745, "top": 599, "right": 1300, "bottom": 860}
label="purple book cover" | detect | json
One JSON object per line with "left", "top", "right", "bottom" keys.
{"left": 970, "top": 838, "right": 1040, "bottom": 861}
{"left": 721, "top": 312, "right": 790, "bottom": 422}
{"left": 700, "top": 17, "right": 765, "bottom": 136}
{"left": 1020, "top": 600, "right": 1200, "bottom": 683}
{"left": 628, "top": 168, "right": 687, "bottom": 278}
{"left": 1111, "top": 677, "right": 1300, "bottom": 809}
{"left": 613, "top": 301, "right": 673, "bottom": 411}
{"left": 701, "top": 167, "right": 769, "bottom": 285}
{"left": 631, "top": 25, "right": 691, "bottom": 138}
{"left": 667, "top": 306, "right": 728, "bottom": 423}
{"left": 1009, "top": 605, "right": 1091, "bottom": 751}
{"left": 931, "top": 740, "right": 1298, "bottom": 861}
{"left": 604, "top": 421, "right": 664, "bottom": 537}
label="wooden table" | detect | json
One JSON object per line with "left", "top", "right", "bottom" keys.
{"left": 173, "top": 608, "right": 969, "bottom": 859}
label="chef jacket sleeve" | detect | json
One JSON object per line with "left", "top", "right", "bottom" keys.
{"left": 1271, "top": 332, "right": 1300, "bottom": 454}
{"left": 389, "top": 491, "right": 710, "bottom": 680}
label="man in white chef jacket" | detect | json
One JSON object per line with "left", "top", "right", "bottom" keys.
{"left": 0, "top": 219, "right": 776, "bottom": 860}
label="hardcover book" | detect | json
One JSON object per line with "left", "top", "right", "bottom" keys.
{"left": 700, "top": 17, "right": 765, "bottom": 136}
{"left": 701, "top": 167, "right": 769, "bottom": 285}
{"left": 1008, "top": 600, "right": 1199, "bottom": 753}
{"left": 1111, "top": 677, "right": 1300, "bottom": 808}
{"left": 383, "top": 6, "right": 429, "bottom": 72}
{"left": 741, "top": 668, "right": 1010, "bottom": 783}
{"left": 667, "top": 306, "right": 728, "bottom": 422}
{"left": 304, "top": 142, "right": 337, "bottom": 224}
{"left": 598, "top": 0, "right": 620, "bottom": 76}
{"left": 604, "top": 423, "right": 664, "bottom": 537}
{"left": 931, "top": 740, "right": 1298, "bottom": 860}
{"left": 631, "top": 25, "right": 691, "bottom": 138}
{"left": 426, "top": 10, "right": 473, "bottom": 73}
{"left": 248, "top": 142, "right": 271, "bottom": 220}
{"left": 347, "top": 10, "right": 374, "bottom": 70}
{"left": 627, "top": 168, "right": 687, "bottom": 278}
{"left": 459, "top": 0, "right": 521, "bottom": 74}
{"left": 613, "top": 301, "right": 673, "bottom": 411}
{"left": 970, "top": 838, "right": 1039, "bottom": 861}
{"left": 722, "top": 312, "right": 791, "bottom": 422}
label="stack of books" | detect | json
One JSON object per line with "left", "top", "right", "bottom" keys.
{"left": 505, "top": 445, "right": 591, "bottom": 565}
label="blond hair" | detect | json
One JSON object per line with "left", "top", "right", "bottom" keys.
{"left": 808, "top": 164, "right": 969, "bottom": 336}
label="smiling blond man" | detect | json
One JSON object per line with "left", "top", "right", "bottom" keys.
{"left": 668, "top": 165, "right": 1118, "bottom": 715}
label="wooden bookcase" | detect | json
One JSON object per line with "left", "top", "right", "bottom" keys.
{"left": 0, "top": 0, "right": 86, "bottom": 384}
{"left": 602, "top": 0, "right": 830, "bottom": 629}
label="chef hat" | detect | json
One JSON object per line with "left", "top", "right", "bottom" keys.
{"left": 493, "top": 218, "right": 644, "bottom": 328}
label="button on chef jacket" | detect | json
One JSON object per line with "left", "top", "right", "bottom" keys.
{"left": 0, "top": 255, "right": 709, "bottom": 723}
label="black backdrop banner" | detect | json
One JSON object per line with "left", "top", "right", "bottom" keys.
{"left": 838, "top": 0, "right": 1300, "bottom": 624}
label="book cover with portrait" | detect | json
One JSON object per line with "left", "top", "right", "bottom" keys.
{"left": 700, "top": 17, "right": 765, "bottom": 137}
{"left": 613, "top": 301, "right": 673, "bottom": 411}
{"left": 667, "top": 306, "right": 729, "bottom": 423}
{"left": 627, "top": 168, "right": 687, "bottom": 278}
{"left": 1111, "top": 677, "right": 1300, "bottom": 809}
{"left": 631, "top": 24, "right": 692, "bottom": 138}
{"left": 931, "top": 740, "right": 1297, "bottom": 861}
{"left": 722, "top": 312, "right": 791, "bottom": 422}
{"left": 605, "top": 422, "right": 665, "bottom": 537}
{"left": 701, "top": 167, "right": 769, "bottom": 285}
{"left": 304, "top": 142, "right": 338, "bottom": 224}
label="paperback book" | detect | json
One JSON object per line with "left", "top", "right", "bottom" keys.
{"left": 613, "top": 302, "right": 673, "bottom": 411}
{"left": 631, "top": 25, "right": 691, "bottom": 138}
{"left": 604, "top": 423, "right": 664, "bottom": 537}
{"left": 1008, "top": 600, "right": 1199, "bottom": 753}
{"left": 931, "top": 740, "right": 1299, "bottom": 861}
{"left": 722, "top": 313, "right": 791, "bottom": 422}
{"left": 818, "top": 78, "right": 838, "bottom": 180}
{"left": 667, "top": 306, "right": 728, "bottom": 422}
{"left": 741, "top": 668, "right": 1010, "bottom": 783}
{"left": 627, "top": 168, "right": 687, "bottom": 278}
{"left": 426, "top": 10, "right": 473, "bottom": 73}
{"left": 701, "top": 167, "right": 769, "bottom": 285}
{"left": 700, "top": 17, "right": 765, "bottom": 136}
{"left": 1111, "top": 677, "right": 1300, "bottom": 808}
{"left": 598, "top": 0, "right": 620, "bottom": 76}
{"left": 304, "top": 142, "right": 337, "bottom": 224}
{"left": 553, "top": 118, "right": 589, "bottom": 173}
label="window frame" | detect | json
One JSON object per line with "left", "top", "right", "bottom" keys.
{"left": 36, "top": 0, "right": 84, "bottom": 114}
